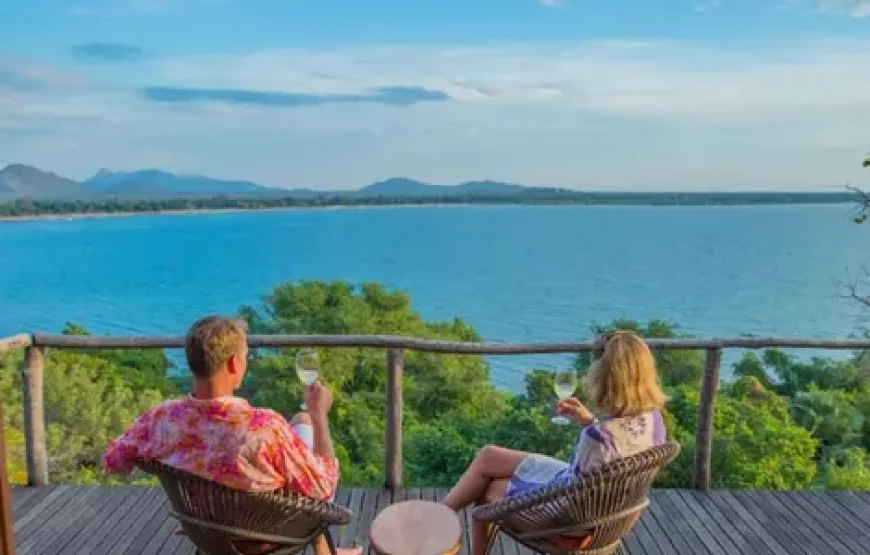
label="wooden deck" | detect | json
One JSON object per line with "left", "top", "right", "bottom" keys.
{"left": 9, "top": 486, "right": 870, "bottom": 554}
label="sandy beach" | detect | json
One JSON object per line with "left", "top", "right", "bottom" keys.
{"left": 0, "top": 202, "right": 471, "bottom": 223}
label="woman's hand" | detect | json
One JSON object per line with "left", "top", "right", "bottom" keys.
{"left": 556, "top": 398, "right": 596, "bottom": 426}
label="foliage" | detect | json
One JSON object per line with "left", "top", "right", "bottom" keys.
{"left": 0, "top": 342, "right": 164, "bottom": 484}
{"left": 818, "top": 448, "right": 870, "bottom": 490}
{"left": 663, "top": 381, "right": 818, "bottom": 489}
{"left": 60, "top": 322, "right": 178, "bottom": 396}
{"left": 0, "top": 191, "right": 861, "bottom": 219}
{"left": 2, "top": 279, "right": 870, "bottom": 491}
{"left": 240, "top": 281, "right": 503, "bottom": 486}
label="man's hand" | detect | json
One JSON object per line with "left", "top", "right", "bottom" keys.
{"left": 556, "top": 398, "right": 596, "bottom": 426}
{"left": 304, "top": 381, "right": 333, "bottom": 422}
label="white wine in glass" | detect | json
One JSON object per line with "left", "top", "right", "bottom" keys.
{"left": 552, "top": 369, "right": 577, "bottom": 425}
{"left": 296, "top": 348, "right": 320, "bottom": 410}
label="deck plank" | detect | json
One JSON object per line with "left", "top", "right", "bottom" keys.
{"left": 761, "top": 491, "right": 849, "bottom": 554}
{"left": 9, "top": 486, "right": 870, "bottom": 554}
{"left": 729, "top": 490, "right": 816, "bottom": 555}
{"left": 824, "top": 491, "right": 870, "bottom": 528}
{"left": 105, "top": 490, "right": 169, "bottom": 555}
{"left": 14, "top": 485, "right": 85, "bottom": 550}
{"left": 702, "top": 491, "right": 782, "bottom": 555}
{"left": 636, "top": 496, "right": 676, "bottom": 555}
{"left": 674, "top": 489, "right": 744, "bottom": 554}
{"left": 71, "top": 485, "right": 152, "bottom": 555}
{"left": 780, "top": 491, "right": 865, "bottom": 555}
{"left": 329, "top": 487, "right": 352, "bottom": 552}
{"left": 338, "top": 487, "right": 365, "bottom": 549}
{"left": 119, "top": 498, "right": 174, "bottom": 555}
{"left": 90, "top": 487, "right": 164, "bottom": 555}
{"left": 655, "top": 489, "right": 719, "bottom": 555}
{"left": 354, "top": 488, "right": 379, "bottom": 554}
{"left": 17, "top": 486, "right": 104, "bottom": 555}
{"left": 801, "top": 491, "right": 869, "bottom": 541}
{"left": 644, "top": 493, "right": 694, "bottom": 555}
{"left": 42, "top": 486, "right": 130, "bottom": 555}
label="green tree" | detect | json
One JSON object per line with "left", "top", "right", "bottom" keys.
{"left": 0, "top": 348, "right": 163, "bottom": 484}
{"left": 664, "top": 380, "right": 818, "bottom": 489}
{"left": 42, "top": 351, "right": 164, "bottom": 482}
{"left": 790, "top": 386, "right": 864, "bottom": 457}
{"left": 818, "top": 448, "right": 870, "bottom": 490}
{"left": 240, "top": 281, "right": 504, "bottom": 486}
{"left": 5, "top": 282, "right": 867, "bottom": 493}
{"left": 61, "top": 322, "right": 178, "bottom": 396}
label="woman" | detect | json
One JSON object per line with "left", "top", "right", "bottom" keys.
{"left": 442, "top": 330, "right": 667, "bottom": 555}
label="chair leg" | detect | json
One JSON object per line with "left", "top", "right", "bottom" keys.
{"left": 483, "top": 524, "right": 500, "bottom": 555}
{"left": 324, "top": 529, "right": 338, "bottom": 555}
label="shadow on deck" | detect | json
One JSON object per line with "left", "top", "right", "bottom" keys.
{"left": 10, "top": 486, "right": 870, "bottom": 555}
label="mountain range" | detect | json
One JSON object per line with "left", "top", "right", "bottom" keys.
{"left": 0, "top": 164, "right": 549, "bottom": 201}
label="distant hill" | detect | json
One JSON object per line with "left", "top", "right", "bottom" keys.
{"left": 83, "top": 169, "right": 276, "bottom": 198}
{"left": 0, "top": 164, "right": 551, "bottom": 200}
{"left": 359, "top": 177, "right": 442, "bottom": 196}
{"left": 0, "top": 164, "right": 859, "bottom": 211}
{"left": 358, "top": 177, "right": 535, "bottom": 197}
{"left": 0, "top": 164, "right": 84, "bottom": 199}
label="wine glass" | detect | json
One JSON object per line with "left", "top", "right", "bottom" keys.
{"left": 296, "top": 348, "right": 320, "bottom": 410}
{"left": 551, "top": 369, "right": 577, "bottom": 425}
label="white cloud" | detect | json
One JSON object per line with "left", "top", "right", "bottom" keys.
{"left": 149, "top": 40, "right": 870, "bottom": 123}
{"left": 2, "top": 39, "right": 869, "bottom": 190}
{"left": 812, "top": 0, "right": 870, "bottom": 17}
{"left": 694, "top": 0, "right": 722, "bottom": 12}
{"left": 770, "top": 0, "right": 870, "bottom": 17}
{"left": 537, "top": 0, "right": 565, "bottom": 5}
{"left": 820, "top": 0, "right": 870, "bottom": 17}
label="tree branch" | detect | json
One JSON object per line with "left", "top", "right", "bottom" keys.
{"left": 841, "top": 266, "right": 870, "bottom": 310}
{"left": 847, "top": 184, "right": 870, "bottom": 224}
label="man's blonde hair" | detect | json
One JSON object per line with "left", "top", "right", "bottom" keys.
{"left": 185, "top": 316, "right": 247, "bottom": 378}
{"left": 586, "top": 330, "right": 666, "bottom": 417}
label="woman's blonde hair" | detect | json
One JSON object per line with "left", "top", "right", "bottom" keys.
{"left": 586, "top": 330, "right": 666, "bottom": 417}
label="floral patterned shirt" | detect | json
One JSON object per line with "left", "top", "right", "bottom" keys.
{"left": 102, "top": 396, "right": 339, "bottom": 501}
{"left": 563, "top": 409, "right": 666, "bottom": 479}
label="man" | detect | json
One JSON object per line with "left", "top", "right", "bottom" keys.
{"left": 103, "top": 315, "right": 359, "bottom": 555}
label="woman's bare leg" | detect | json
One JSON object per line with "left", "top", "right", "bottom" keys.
{"left": 470, "top": 478, "right": 510, "bottom": 555}
{"left": 442, "top": 445, "right": 527, "bottom": 511}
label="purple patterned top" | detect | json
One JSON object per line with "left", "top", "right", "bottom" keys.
{"left": 559, "top": 409, "right": 667, "bottom": 481}
{"left": 504, "top": 409, "right": 667, "bottom": 497}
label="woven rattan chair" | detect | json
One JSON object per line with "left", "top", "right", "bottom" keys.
{"left": 137, "top": 459, "right": 352, "bottom": 555}
{"left": 473, "top": 442, "right": 680, "bottom": 555}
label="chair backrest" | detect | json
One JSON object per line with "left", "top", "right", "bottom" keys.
{"left": 474, "top": 442, "right": 680, "bottom": 554}
{"left": 137, "top": 459, "right": 351, "bottom": 555}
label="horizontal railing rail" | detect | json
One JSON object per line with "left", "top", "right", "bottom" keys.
{"left": 2, "top": 332, "right": 870, "bottom": 496}
{"left": 25, "top": 333, "right": 870, "bottom": 352}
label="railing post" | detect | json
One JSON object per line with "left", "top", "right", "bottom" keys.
{"left": 385, "top": 348, "right": 404, "bottom": 490}
{"left": 0, "top": 398, "right": 16, "bottom": 554}
{"left": 693, "top": 347, "right": 722, "bottom": 490}
{"left": 21, "top": 346, "right": 48, "bottom": 487}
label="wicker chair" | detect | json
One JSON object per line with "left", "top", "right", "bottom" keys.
{"left": 137, "top": 460, "right": 352, "bottom": 555}
{"left": 473, "top": 442, "right": 680, "bottom": 555}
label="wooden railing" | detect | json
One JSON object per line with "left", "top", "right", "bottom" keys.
{"left": 3, "top": 332, "right": 870, "bottom": 494}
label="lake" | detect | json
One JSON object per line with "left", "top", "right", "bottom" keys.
{"left": 0, "top": 204, "right": 866, "bottom": 390}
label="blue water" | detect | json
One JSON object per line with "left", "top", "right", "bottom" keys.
{"left": 0, "top": 204, "right": 866, "bottom": 390}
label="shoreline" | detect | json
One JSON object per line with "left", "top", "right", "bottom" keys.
{"left": 0, "top": 198, "right": 858, "bottom": 223}
{"left": 0, "top": 203, "right": 457, "bottom": 223}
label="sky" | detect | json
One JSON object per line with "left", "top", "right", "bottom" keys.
{"left": 1, "top": 0, "right": 869, "bottom": 191}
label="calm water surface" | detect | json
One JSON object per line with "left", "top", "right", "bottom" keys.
{"left": 0, "top": 204, "right": 865, "bottom": 389}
